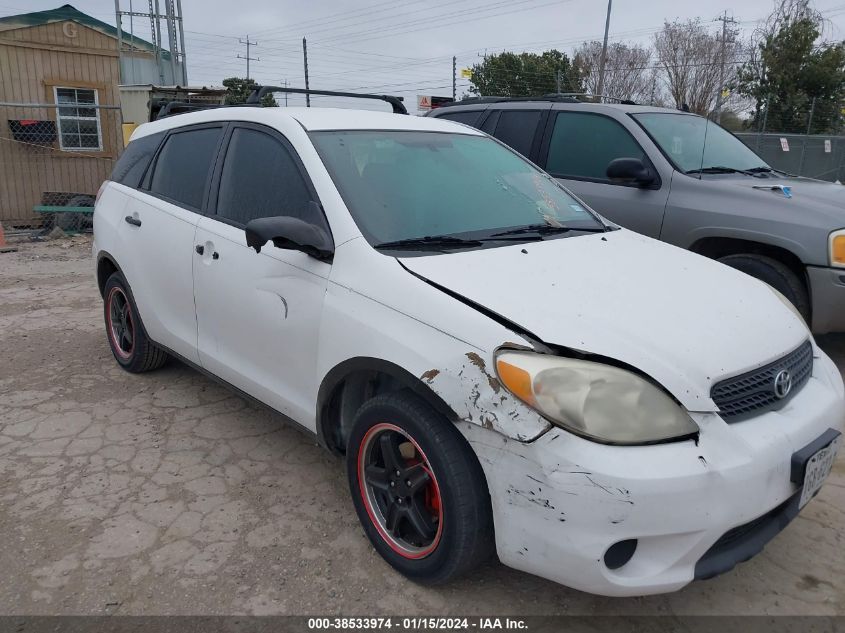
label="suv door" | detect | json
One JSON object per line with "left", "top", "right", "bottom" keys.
{"left": 538, "top": 110, "right": 669, "bottom": 237}
{"left": 193, "top": 123, "right": 331, "bottom": 423}
{"left": 121, "top": 124, "right": 225, "bottom": 365}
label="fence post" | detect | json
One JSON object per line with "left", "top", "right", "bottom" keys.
{"left": 757, "top": 96, "right": 769, "bottom": 152}
{"left": 799, "top": 97, "right": 816, "bottom": 177}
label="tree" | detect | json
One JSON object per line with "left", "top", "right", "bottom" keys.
{"left": 653, "top": 19, "right": 741, "bottom": 115}
{"left": 468, "top": 50, "right": 581, "bottom": 97}
{"left": 222, "top": 77, "right": 278, "bottom": 107}
{"left": 574, "top": 41, "right": 656, "bottom": 103}
{"left": 736, "top": 1, "right": 845, "bottom": 133}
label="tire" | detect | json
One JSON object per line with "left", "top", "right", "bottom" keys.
{"left": 718, "top": 254, "right": 811, "bottom": 323}
{"left": 346, "top": 390, "right": 494, "bottom": 585}
{"left": 103, "top": 271, "right": 168, "bottom": 373}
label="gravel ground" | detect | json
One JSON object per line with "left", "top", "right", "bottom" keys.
{"left": 0, "top": 235, "right": 843, "bottom": 616}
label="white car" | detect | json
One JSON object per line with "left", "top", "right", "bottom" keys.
{"left": 93, "top": 105, "right": 845, "bottom": 597}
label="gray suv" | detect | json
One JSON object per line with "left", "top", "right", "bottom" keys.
{"left": 428, "top": 98, "right": 845, "bottom": 334}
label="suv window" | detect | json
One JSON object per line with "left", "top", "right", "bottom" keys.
{"left": 110, "top": 131, "right": 164, "bottom": 188}
{"left": 491, "top": 110, "right": 542, "bottom": 158}
{"left": 435, "top": 110, "right": 482, "bottom": 127}
{"left": 149, "top": 126, "right": 223, "bottom": 209}
{"left": 216, "top": 127, "right": 315, "bottom": 226}
{"left": 546, "top": 112, "right": 647, "bottom": 182}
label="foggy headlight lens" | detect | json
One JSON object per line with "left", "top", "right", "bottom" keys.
{"left": 496, "top": 351, "right": 698, "bottom": 444}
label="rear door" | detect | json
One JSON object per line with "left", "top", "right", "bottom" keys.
{"left": 193, "top": 123, "right": 331, "bottom": 424}
{"left": 119, "top": 123, "right": 225, "bottom": 364}
{"left": 538, "top": 110, "right": 669, "bottom": 237}
{"left": 483, "top": 106, "right": 551, "bottom": 162}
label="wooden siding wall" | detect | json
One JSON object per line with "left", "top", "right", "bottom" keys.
{"left": 0, "top": 21, "right": 123, "bottom": 225}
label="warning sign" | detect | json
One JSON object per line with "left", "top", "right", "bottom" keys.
{"left": 825, "top": 139, "right": 832, "bottom": 153}
{"left": 780, "top": 137, "right": 790, "bottom": 152}
{"left": 417, "top": 95, "right": 432, "bottom": 110}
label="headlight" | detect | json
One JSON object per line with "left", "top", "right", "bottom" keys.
{"left": 831, "top": 229, "right": 845, "bottom": 268}
{"left": 495, "top": 351, "right": 699, "bottom": 444}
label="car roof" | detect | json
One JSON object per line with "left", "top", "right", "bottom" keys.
{"left": 431, "top": 100, "right": 694, "bottom": 117}
{"left": 130, "top": 106, "right": 484, "bottom": 141}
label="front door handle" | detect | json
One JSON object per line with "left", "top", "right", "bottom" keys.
{"left": 195, "top": 244, "right": 204, "bottom": 255}
{"left": 212, "top": 251, "right": 219, "bottom": 260}
{"left": 124, "top": 216, "right": 142, "bottom": 227}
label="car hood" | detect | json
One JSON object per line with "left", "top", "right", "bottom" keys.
{"left": 713, "top": 173, "right": 845, "bottom": 222}
{"left": 399, "top": 229, "right": 810, "bottom": 412}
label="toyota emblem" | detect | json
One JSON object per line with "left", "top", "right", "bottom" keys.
{"left": 773, "top": 369, "right": 793, "bottom": 399}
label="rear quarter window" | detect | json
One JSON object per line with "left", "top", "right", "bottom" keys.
{"left": 434, "top": 110, "right": 483, "bottom": 128}
{"left": 109, "top": 131, "right": 165, "bottom": 188}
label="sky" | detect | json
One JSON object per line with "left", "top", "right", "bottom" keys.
{"left": 3, "top": 0, "right": 845, "bottom": 112}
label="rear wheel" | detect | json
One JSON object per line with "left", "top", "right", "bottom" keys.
{"left": 346, "top": 391, "right": 494, "bottom": 584}
{"left": 103, "top": 272, "right": 168, "bottom": 372}
{"left": 718, "top": 254, "right": 810, "bottom": 323}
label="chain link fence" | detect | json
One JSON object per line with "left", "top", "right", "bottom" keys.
{"left": 0, "top": 102, "right": 121, "bottom": 240}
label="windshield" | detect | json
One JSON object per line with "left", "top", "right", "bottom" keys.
{"left": 310, "top": 130, "right": 605, "bottom": 250}
{"left": 633, "top": 113, "right": 770, "bottom": 174}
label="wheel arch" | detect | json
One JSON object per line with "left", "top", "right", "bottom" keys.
{"left": 96, "top": 250, "right": 122, "bottom": 298}
{"left": 689, "top": 236, "right": 808, "bottom": 283}
{"left": 316, "top": 357, "right": 461, "bottom": 456}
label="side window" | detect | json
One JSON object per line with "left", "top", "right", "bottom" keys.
{"left": 436, "top": 110, "right": 482, "bottom": 127}
{"left": 546, "top": 112, "right": 647, "bottom": 182}
{"left": 492, "top": 110, "right": 542, "bottom": 158}
{"left": 216, "top": 127, "right": 316, "bottom": 227}
{"left": 110, "top": 132, "right": 164, "bottom": 188}
{"left": 149, "top": 127, "right": 223, "bottom": 209}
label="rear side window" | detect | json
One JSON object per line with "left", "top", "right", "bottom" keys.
{"left": 149, "top": 127, "right": 223, "bottom": 209}
{"left": 546, "top": 112, "right": 647, "bottom": 181}
{"left": 491, "top": 110, "right": 542, "bottom": 157}
{"left": 435, "top": 110, "right": 482, "bottom": 127}
{"left": 216, "top": 127, "right": 315, "bottom": 226}
{"left": 110, "top": 131, "right": 163, "bottom": 188}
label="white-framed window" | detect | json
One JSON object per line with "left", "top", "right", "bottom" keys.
{"left": 54, "top": 87, "right": 102, "bottom": 151}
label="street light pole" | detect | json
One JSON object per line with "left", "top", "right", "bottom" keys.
{"left": 596, "top": 0, "right": 612, "bottom": 102}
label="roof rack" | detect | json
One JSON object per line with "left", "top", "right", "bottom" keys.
{"left": 246, "top": 85, "right": 408, "bottom": 115}
{"left": 439, "top": 93, "right": 638, "bottom": 107}
{"left": 154, "top": 100, "right": 228, "bottom": 120}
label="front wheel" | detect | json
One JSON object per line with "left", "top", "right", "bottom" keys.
{"left": 346, "top": 391, "right": 494, "bottom": 584}
{"left": 718, "top": 254, "right": 811, "bottom": 323}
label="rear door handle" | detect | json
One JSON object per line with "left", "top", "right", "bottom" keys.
{"left": 124, "top": 216, "right": 141, "bottom": 227}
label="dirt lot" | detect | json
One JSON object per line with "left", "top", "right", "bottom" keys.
{"left": 0, "top": 235, "right": 843, "bottom": 616}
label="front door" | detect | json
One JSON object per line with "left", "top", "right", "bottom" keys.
{"left": 192, "top": 124, "right": 331, "bottom": 426}
{"left": 540, "top": 110, "right": 670, "bottom": 238}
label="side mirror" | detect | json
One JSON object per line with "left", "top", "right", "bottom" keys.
{"left": 606, "top": 157, "right": 655, "bottom": 187}
{"left": 245, "top": 210, "right": 334, "bottom": 261}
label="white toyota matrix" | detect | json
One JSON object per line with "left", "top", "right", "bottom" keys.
{"left": 93, "top": 104, "right": 844, "bottom": 596}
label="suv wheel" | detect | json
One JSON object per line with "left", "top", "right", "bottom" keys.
{"left": 346, "top": 391, "right": 494, "bottom": 584}
{"left": 103, "top": 272, "right": 168, "bottom": 372}
{"left": 718, "top": 254, "right": 810, "bottom": 323}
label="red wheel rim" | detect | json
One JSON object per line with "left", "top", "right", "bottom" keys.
{"left": 106, "top": 286, "right": 135, "bottom": 360}
{"left": 357, "top": 423, "right": 444, "bottom": 559}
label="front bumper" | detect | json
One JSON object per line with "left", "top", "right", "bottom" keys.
{"left": 808, "top": 265, "right": 845, "bottom": 334}
{"left": 468, "top": 349, "right": 845, "bottom": 596}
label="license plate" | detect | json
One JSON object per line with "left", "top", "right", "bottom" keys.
{"left": 799, "top": 436, "right": 841, "bottom": 509}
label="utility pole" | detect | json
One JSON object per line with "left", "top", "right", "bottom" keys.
{"left": 303, "top": 37, "right": 310, "bottom": 107}
{"left": 237, "top": 35, "right": 258, "bottom": 80}
{"left": 714, "top": 11, "right": 737, "bottom": 124}
{"left": 596, "top": 0, "right": 612, "bottom": 102}
{"left": 452, "top": 56, "right": 457, "bottom": 100}
{"left": 556, "top": 69, "right": 561, "bottom": 93}
{"left": 281, "top": 79, "right": 288, "bottom": 106}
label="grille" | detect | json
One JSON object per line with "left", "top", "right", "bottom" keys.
{"left": 711, "top": 340, "right": 813, "bottom": 422}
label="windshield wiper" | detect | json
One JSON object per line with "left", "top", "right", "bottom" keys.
{"left": 746, "top": 166, "right": 773, "bottom": 173}
{"left": 491, "top": 223, "right": 607, "bottom": 238}
{"left": 373, "top": 235, "right": 484, "bottom": 250}
{"left": 685, "top": 166, "right": 756, "bottom": 176}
